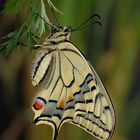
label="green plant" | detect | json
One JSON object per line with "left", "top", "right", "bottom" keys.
{"left": 0, "top": 0, "right": 61, "bottom": 55}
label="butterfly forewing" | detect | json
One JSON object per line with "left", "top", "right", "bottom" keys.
{"left": 31, "top": 27, "right": 115, "bottom": 140}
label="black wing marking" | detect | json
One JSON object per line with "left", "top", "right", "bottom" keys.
{"left": 31, "top": 49, "right": 53, "bottom": 86}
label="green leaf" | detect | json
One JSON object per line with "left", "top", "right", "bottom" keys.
{"left": 32, "top": 0, "right": 50, "bottom": 36}
{"left": 3, "top": 0, "right": 21, "bottom": 14}
{"left": 26, "top": 31, "right": 36, "bottom": 50}
{"left": 0, "top": 30, "right": 21, "bottom": 55}
{"left": 47, "top": 0, "right": 63, "bottom": 14}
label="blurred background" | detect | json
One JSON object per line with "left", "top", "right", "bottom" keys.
{"left": 0, "top": 0, "right": 140, "bottom": 140}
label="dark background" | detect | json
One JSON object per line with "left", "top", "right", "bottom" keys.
{"left": 0, "top": 0, "right": 140, "bottom": 140}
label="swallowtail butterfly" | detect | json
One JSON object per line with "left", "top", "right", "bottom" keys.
{"left": 31, "top": 25, "right": 115, "bottom": 140}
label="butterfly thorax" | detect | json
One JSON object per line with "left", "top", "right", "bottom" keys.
{"left": 43, "top": 26, "right": 72, "bottom": 46}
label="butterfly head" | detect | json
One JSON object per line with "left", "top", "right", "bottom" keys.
{"left": 46, "top": 26, "right": 72, "bottom": 44}
{"left": 51, "top": 26, "right": 72, "bottom": 33}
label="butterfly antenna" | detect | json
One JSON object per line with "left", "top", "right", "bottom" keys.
{"left": 72, "top": 14, "right": 101, "bottom": 31}
{"left": 75, "top": 21, "right": 102, "bottom": 31}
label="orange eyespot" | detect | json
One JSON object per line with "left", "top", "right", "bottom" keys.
{"left": 58, "top": 100, "right": 64, "bottom": 109}
{"left": 68, "top": 95, "right": 73, "bottom": 101}
{"left": 33, "top": 97, "right": 46, "bottom": 110}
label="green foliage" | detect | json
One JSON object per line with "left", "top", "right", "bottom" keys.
{"left": 0, "top": 0, "right": 61, "bottom": 55}
{"left": 48, "top": 0, "right": 63, "bottom": 14}
{"left": 0, "top": 30, "right": 20, "bottom": 55}
{"left": 0, "top": 23, "right": 38, "bottom": 55}
{"left": 3, "top": 0, "right": 21, "bottom": 14}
